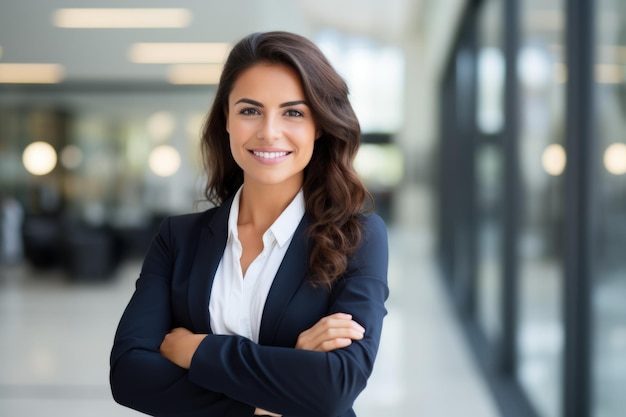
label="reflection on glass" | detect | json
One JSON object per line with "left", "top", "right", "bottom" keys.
{"left": 516, "top": 1, "right": 566, "bottom": 416}
{"left": 475, "top": 143, "right": 504, "bottom": 342}
{"left": 475, "top": 0, "right": 505, "bottom": 345}
{"left": 593, "top": 1, "right": 626, "bottom": 416}
{"left": 477, "top": 47, "right": 505, "bottom": 134}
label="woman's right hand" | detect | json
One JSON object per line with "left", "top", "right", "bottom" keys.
{"left": 296, "top": 312, "right": 365, "bottom": 352}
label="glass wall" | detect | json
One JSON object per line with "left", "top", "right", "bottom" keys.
{"left": 516, "top": 1, "right": 566, "bottom": 416}
{"left": 593, "top": 1, "right": 626, "bottom": 416}
{"left": 475, "top": 0, "right": 505, "bottom": 345}
{"left": 441, "top": 0, "right": 626, "bottom": 416}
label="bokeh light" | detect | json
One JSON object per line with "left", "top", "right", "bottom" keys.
{"left": 147, "top": 111, "right": 176, "bottom": 142}
{"left": 22, "top": 141, "right": 58, "bottom": 175}
{"left": 60, "top": 145, "right": 84, "bottom": 170}
{"left": 542, "top": 144, "right": 567, "bottom": 176}
{"left": 604, "top": 143, "right": 626, "bottom": 175}
{"left": 149, "top": 145, "right": 181, "bottom": 177}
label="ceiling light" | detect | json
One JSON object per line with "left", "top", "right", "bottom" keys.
{"left": 167, "top": 64, "right": 223, "bottom": 85}
{"left": 0, "top": 64, "right": 64, "bottom": 84}
{"left": 52, "top": 8, "right": 191, "bottom": 29}
{"left": 129, "top": 43, "right": 231, "bottom": 64}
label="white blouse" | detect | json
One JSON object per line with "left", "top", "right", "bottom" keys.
{"left": 208, "top": 187, "right": 305, "bottom": 343}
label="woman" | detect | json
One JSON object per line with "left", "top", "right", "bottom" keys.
{"left": 110, "top": 31, "right": 389, "bottom": 417}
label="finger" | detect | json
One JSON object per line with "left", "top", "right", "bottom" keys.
{"left": 320, "top": 317, "right": 362, "bottom": 332}
{"left": 330, "top": 327, "right": 365, "bottom": 341}
{"left": 317, "top": 338, "right": 353, "bottom": 352}
{"left": 350, "top": 320, "right": 366, "bottom": 334}
{"left": 303, "top": 319, "right": 365, "bottom": 346}
{"left": 329, "top": 312, "right": 352, "bottom": 320}
{"left": 308, "top": 327, "right": 365, "bottom": 351}
{"left": 322, "top": 320, "right": 365, "bottom": 336}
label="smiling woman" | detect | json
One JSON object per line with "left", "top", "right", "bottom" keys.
{"left": 226, "top": 63, "right": 318, "bottom": 192}
{"left": 110, "top": 31, "right": 389, "bottom": 417}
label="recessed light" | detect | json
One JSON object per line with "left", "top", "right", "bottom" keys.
{"left": 0, "top": 64, "right": 64, "bottom": 84}
{"left": 53, "top": 8, "right": 191, "bottom": 29}
{"left": 129, "top": 43, "right": 231, "bottom": 64}
{"left": 167, "top": 64, "right": 223, "bottom": 85}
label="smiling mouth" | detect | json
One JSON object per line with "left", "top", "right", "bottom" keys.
{"left": 251, "top": 151, "right": 291, "bottom": 159}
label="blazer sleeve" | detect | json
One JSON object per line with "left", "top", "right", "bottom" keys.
{"left": 187, "top": 214, "right": 389, "bottom": 417}
{"left": 109, "top": 217, "right": 255, "bottom": 417}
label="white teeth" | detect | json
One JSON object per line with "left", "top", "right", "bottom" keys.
{"left": 252, "top": 151, "right": 289, "bottom": 159}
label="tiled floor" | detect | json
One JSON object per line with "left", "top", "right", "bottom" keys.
{"left": 0, "top": 225, "right": 499, "bottom": 417}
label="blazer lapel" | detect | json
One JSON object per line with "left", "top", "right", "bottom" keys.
{"left": 258, "top": 215, "right": 311, "bottom": 345}
{"left": 187, "top": 197, "right": 234, "bottom": 333}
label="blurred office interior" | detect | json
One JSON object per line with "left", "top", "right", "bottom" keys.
{"left": 0, "top": 0, "right": 625, "bottom": 416}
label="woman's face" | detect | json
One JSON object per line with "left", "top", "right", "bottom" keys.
{"left": 226, "top": 62, "right": 318, "bottom": 191}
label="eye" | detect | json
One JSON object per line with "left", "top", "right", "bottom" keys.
{"left": 285, "top": 109, "right": 304, "bottom": 117}
{"left": 239, "top": 107, "right": 260, "bottom": 116}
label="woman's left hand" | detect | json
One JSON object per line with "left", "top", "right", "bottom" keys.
{"left": 295, "top": 312, "right": 365, "bottom": 352}
{"left": 159, "top": 327, "right": 206, "bottom": 369}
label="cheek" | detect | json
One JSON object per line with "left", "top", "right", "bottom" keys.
{"left": 227, "top": 123, "right": 248, "bottom": 146}
{"left": 293, "top": 124, "right": 317, "bottom": 147}
{"left": 299, "top": 136, "right": 316, "bottom": 163}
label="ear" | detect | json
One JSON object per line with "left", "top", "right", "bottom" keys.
{"left": 315, "top": 129, "right": 322, "bottom": 140}
{"left": 225, "top": 110, "right": 230, "bottom": 133}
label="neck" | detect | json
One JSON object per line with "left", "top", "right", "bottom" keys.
{"left": 238, "top": 180, "right": 302, "bottom": 229}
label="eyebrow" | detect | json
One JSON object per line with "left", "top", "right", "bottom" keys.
{"left": 234, "top": 98, "right": 308, "bottom": 108}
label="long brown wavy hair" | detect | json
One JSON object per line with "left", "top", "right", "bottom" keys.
{"left": 201, "top": 31, "right": 372, "bottom": 289}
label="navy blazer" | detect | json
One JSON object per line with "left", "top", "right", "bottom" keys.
{"left": 110, "top": 197, "right": 389, "bottom": 417}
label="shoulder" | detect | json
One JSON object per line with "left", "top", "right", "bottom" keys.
{"left": 358, "top": 213, "right": 387, "bottom": 245}
{"left": 348, "top": 213, "right": 388, "bottom": 271}
{"left": 344, "top": 214, "right": 389, "bottom": 291}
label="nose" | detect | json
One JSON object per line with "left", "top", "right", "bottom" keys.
{"left": 257, "top": 114, "right": 281, "bottom": 141}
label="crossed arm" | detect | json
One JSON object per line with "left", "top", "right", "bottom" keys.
{"left": 160, "top": 312, "right": 366, "bottom": 416}
{"left": 111, "top": 275, "right": 386, "bottom": 417}
{"left": 110, "top": 214, "right": 388, "bottom": 417}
